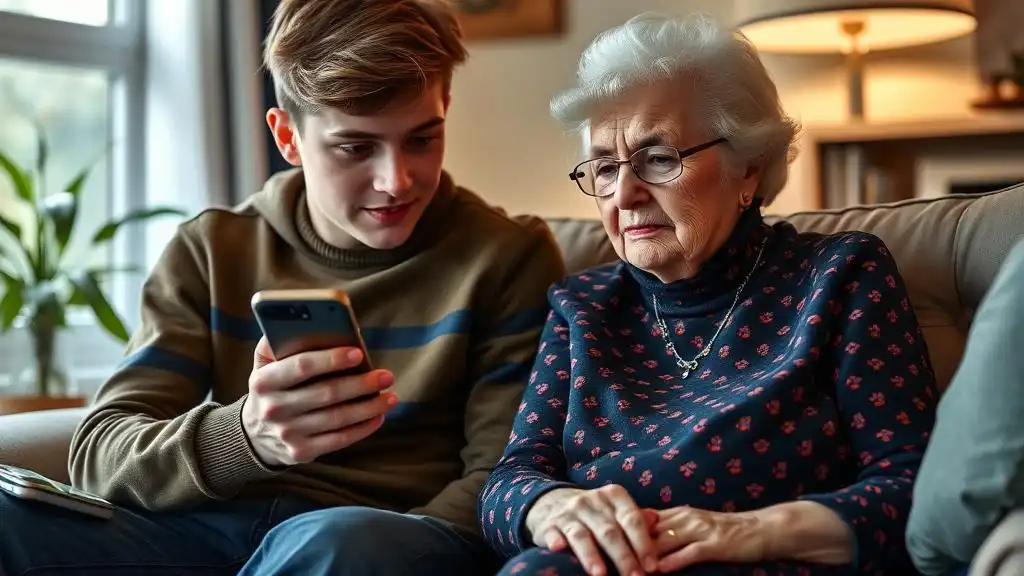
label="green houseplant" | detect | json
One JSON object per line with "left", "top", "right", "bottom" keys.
{"left": 0, "top": 129, "right": 186, "bottom": 408}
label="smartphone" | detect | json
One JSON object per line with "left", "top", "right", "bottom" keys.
{"left": 251, "top": 288, "right": 373, "bottom": 378}
{"left": 0, "top": 464, "right": 115, "bottom": 519}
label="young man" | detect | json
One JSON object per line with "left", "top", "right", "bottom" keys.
{"left": 0, "top": 1, "right": 565, "bottom": 574}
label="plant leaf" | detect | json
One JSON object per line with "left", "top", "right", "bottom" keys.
{"left": 0, "top": 150, "right": 33, "bottom": 204}
{"left": 66, "top": 264, "right": 138, "bottom": 305}
{"left": 0, "top": 271, "right": 24, "bottom": 331}
{"left": 0, "top": 211, "right": 21, "bottom": 242}
{"left": 70, "top": 272, "right": 130, "bottom": 342}
{"left": 0, "top": 255, "right": 18, "bottom": 279}
{"left": 91, "top": 207, "right": 188, "bottom": 245}
{"left": 0, "top": 214, "right": 32, "bottom": 282}
{"left": 50, "top": 143, "right": 109, "bottom": 258}
{"left": 67, "top": 284, "right": 88, "bottom": 307}
{"left": 66, "top": 265, "right": 140, "bottom": 307}
{"left": 44, "top": 191, "right": 77, "bottom": 258}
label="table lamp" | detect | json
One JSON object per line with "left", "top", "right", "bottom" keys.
{"left": 734, "top": 0, "right": 977, "bottom": 120}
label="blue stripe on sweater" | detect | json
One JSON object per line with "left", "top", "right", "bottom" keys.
{"left": 119, "top": 346, "right": 209, "bottom": 384}
{"left": 211, "top": 307, "right": 473, "bottom": 349}
{"left": 361, "top": 309, "right": 473, "bottom": 350}
{"left": 211, "top": 308, "right": 263, "bottom": 341}
{"left": 210, "top": 307, "right": 543, "bottom": 350}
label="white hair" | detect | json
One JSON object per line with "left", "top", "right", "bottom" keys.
{"left": 550, "top": 12, "right": 800, "bottom": 205}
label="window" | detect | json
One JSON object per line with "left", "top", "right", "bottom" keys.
{"left": 0, "top": 59, "right": 112, "bottom": 271}
{"left": 0, "top": 0, "right": 110, "bottom": 26}
{"left": 0, "top": 0, "right": 145, "bottom": 392}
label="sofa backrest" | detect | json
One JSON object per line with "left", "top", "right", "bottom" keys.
{"left": 536, "top": 182, "right": 1024, "bottom": 393}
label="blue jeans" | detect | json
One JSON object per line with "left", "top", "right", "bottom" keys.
{"left": 0, "top": 492, "right": 496, "bottom": 575}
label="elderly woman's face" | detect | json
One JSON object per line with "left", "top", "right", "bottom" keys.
{"left": 589, "top": 85, "right": 760, "bottom": 283}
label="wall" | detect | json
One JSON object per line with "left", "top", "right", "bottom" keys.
{"left": 445, "top": 0, "right": 734, "bottom": 220}
{"left": 445, "top": 0, "right": 981, "bottom": 219}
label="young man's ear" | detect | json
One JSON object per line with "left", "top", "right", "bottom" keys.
{"left": 266, "top": 108, "right": 303, "bottom": 166}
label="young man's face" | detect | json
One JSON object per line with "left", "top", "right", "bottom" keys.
{"left": 267, "top": 80, "right": 449, "bottom": 250}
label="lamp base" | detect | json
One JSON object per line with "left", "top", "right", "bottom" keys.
{"left": 846, "top": 48, "right": 865, "bottom": 121}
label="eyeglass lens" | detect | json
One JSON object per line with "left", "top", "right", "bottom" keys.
{"left": 574, "top": 146, "right": 683, "bottom": 196}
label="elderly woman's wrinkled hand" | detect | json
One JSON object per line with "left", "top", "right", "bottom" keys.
{"left": 652, "top": 506, "right": 766, "bottom": 572}
{"left": 525, "top": 485, "right": 660, "bottom": 576}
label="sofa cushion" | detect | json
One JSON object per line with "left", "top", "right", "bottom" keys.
{"left": 0, "top": 407, "right": 87, "bottom": 482}
{"left": 538, "top": 183, "right": 1024, "bottom": 393}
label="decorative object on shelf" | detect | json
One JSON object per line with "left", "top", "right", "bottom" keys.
{"left": 0, "top": 121, "right": 186, "bottom": 413}
{"left": 453, "top": 0, "right": 563, "bottom": 41}
{"left": 972, "top": 0, "right": 1024, "bottom": 110}
{"left": 735, "top": 0, "right": 977, "bottom": 121}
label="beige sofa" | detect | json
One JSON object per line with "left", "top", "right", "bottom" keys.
{"left": 2, "top": 183, "right": 1023, "bottom": 574}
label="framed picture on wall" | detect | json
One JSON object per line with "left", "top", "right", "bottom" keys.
{"left": 454, "top": 0, "right": 564, "bottom": 41}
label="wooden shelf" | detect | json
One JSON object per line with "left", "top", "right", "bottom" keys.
{"left": 805, "top": 113, "right": 1024, "bottom": 144}
{"left": 799, "top": 114, "right": 1024, "bottom": 209}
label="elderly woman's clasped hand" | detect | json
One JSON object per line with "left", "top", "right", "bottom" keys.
{"left": 525, "top": 486, "right": 660, "bottom": 576}
{"left": 650, "top": 506, "right": 766, "bottom": 573}
{"left": 526, "top": 486, "right": 776, "bottom": 576}
{"left": 526, "top": 485, "right": 855, "bottom": 575}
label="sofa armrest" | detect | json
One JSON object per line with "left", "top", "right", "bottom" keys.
{"left": 0, "top": 407, "right": 88, "bottom": 483}
{"left": 971, "top": 509, "right": 1024, "bottom": 576}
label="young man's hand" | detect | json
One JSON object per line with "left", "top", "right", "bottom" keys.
{"left": 241, "top": 336, "right": 398, "bottom": 467}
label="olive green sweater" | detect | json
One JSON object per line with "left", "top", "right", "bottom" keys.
{"left": 67, "top": 169, "right": 566, "bottom": 535}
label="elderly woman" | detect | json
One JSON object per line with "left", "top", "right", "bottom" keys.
{"left": 478, "top": 12, "right": 938, "bottom": 576}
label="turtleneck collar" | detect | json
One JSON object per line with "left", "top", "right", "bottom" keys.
{"left": 626, "top": 200, "right": 772, "bottom": 313}
{"left": 251, "top": 168, "right": 456, "bottom": 270}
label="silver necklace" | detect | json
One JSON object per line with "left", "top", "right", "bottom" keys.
{"left": 652, "top": 237, "right": 767, "bottom": 379}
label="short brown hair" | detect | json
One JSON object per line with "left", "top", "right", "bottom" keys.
{"left": 263, "top": 0, "right": 468, "bottom": 121}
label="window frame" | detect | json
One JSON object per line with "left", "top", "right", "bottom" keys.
{"left": 0, "top": 0, "right": 147, "bottom": 327}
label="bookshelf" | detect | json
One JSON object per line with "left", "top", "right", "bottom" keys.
{"left": 801, "top": 113, "right": 1024, "bottom": 209}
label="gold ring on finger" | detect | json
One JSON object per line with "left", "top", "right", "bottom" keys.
{"left": 666, "top": 529, "right": 677, "bottom": 538}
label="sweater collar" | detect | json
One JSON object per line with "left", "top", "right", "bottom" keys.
{"left": 626, "top": 201, "right": 771, "bottom": 312}
{"left": 252, "top": 168, "right": 456, "bottom": 270}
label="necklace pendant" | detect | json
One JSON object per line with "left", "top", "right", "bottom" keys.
{"left": 649, "top": 236, "right": 766, "bottom": 383}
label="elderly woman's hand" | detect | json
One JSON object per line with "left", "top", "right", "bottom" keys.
{"left": 525, "top": 485, "right": 660, "bottom": 576}
{"left": 653, "top": 501, "right": 855, "bottom": 572}
{"left": 652, "top": 506, "right": 766, "bottom": 572}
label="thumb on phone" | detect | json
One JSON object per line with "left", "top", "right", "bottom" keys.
{"left": 253, "top": 336, "right": 275, "bottom": 369}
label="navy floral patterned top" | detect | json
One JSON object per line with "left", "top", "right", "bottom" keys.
{"left": 478, "top": 208, "right": 939, "bottom": 574}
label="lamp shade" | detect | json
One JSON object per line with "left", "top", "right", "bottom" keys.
{"left": 734, "top": 0, "right": 976, "bottom": 53}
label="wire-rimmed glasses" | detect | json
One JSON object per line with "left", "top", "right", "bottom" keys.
{"left": 568, "top": 137, "right": 727, "bottom": 197}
